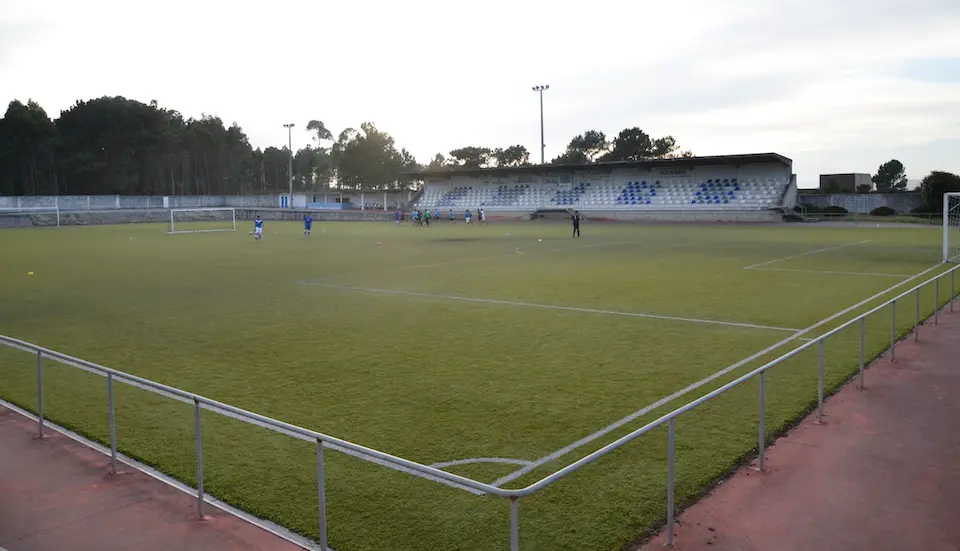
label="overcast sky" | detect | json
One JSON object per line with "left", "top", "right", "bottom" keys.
{"left": 1, "top": 0, "right": 958, "bottom": 187}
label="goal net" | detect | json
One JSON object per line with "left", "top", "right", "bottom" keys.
{"left": 167, "top": 207, "right": 236, "bottom": 234}
{"left": 944, "top": 193, "right": 960, "bottom": 263}
{"left": 0, "top": 207, "right": 60, "bottom": 228}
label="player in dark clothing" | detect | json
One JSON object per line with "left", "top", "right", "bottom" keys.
{"left": 572, "top": 210, "right": 581, "bottom": 237}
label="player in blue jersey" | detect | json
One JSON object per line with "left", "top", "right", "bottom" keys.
{"left": 304, "top": 214, "right": 313, "bottom": 236}
{"left": 394, "top": 209, "right": 401, "bottom": 226}
{"left": 254, "top": 216, "right": 263, "bottom": 240}
{"left": 435, "top": 208, "right": 441, "bottom": 221}
{"left": 449, "top": 209, "right": 455, "bottom": 224}
{"left": 465, "top": 209, "right": 472, "bottom": 224}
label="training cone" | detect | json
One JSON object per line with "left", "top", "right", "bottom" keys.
{"left": 27, "top": 272, "right": 34, "bottom": 276}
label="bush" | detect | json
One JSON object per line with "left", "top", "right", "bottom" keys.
{"left": 870, "top": 206, "right": 896, "bottom": 216}
{"left": 782, "top": 212, "right": 804, "bottom": 222}
{"left": 797, "top": 203, "right": 821, "bottom": 213}
{"left": 911, "top": 204, "right": 934, "bottom": 214}
{"left": 823, "top": 205, "right": 848, "bottom": 214}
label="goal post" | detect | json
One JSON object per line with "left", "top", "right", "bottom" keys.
{"left": 0, "top": 207, "right": 60, "bottom": 228}
{"left": 943, "top": 193, "right": 960, "bottom": 263}
{"left": 166, "top": 207, "right": 236, "bottom": 235}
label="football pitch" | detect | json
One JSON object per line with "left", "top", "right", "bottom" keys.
{"left": 0, "top": 219, "right": 953, "bottom": 551}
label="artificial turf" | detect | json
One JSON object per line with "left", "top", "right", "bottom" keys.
{"left": 0, "top": 219, "right": 954, "bottom": 551}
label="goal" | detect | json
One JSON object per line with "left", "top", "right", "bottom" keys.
{"left": 0, "top": 207, "right": 60, "bottom": 228}
{"left": 944, "top": 193, "right": 960, "bottom": 263}
{"left": 167, "top": 207, "right": 236, "bottom": 234}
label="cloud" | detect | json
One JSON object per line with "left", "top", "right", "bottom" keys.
{"left": 0, "top": 18, "right": 46, "bottom": 66}
{"left": 897, "top": 58, "right": 960, "bottom": 83}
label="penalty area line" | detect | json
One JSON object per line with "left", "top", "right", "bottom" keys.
{"left": 742, "top": 240, "right": 871, "bottom": 270}
{"left": 746, "top": 267, "right": 911, "bottom": 278}
{"left": 303, "top": 282, "right": 800, "bottom": 333}
{"left": 492, "top": 261, "right": 944, "bottom": 488}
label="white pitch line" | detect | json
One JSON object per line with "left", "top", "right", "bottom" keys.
{"left": 491, "top": 262, "right": 944, "bottom": 487}
{"left": 431, "top": 457, "right": 535, "bottom": 469}
{"left": 747, "top": 267, "right": 911, "bottom": 278}
{"left": 514, "top": 246, "right": 525, "bottom": 255}
{"left": 742, "top": 240, "right": 871, "bottom": 270}
{"left": 305, "top": 283, "right": 800, "bottom": 332}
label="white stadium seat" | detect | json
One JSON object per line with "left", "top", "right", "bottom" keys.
{"left": 413, "top": 165, "right": 792, "bottom": 213}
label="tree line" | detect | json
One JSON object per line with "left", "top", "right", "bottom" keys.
{"left": 0, "top": 96, "right": 692, "bottom": 197}
{"left": 423, "top": 128, "right": 693, "bottom": 170}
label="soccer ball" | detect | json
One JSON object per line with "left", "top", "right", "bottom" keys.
{"left": 249, "top": 231, "right": 252, "bottom": 235}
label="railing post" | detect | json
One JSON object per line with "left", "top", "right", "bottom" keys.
{"left": 951, "top": 270, "right": 955, "bottom": 313}
{"left": 193, "top": 398, "right": 205, "bottom": 519}
{"left": 934, "top": 278, "right": 940, "bottom": 326}
{"left": 108, "top": 373, "right": 117, "bottom": 474}
{"left": 36, "top": 351, "right": 44, "bottom": 437}
{"left": 859, "top": 318, "right": 866, "bottom": 390}
{"left": 758, "top": 371, "right": 766, "bottom": 471}
{"left": 666, "top": 418, "right": 676, "bottom": 547}
{"left": 817, "top": 340, "right": 825, "bottom": 423}
{"left": 316, "top": 439, "right": 328, "bottom": 551}
{"left": 914, "top": 288, "right": 921, "bottom": 342}
{"left": 890, "top": 300, "right": 897, "bottom": 362}
{"left": 510, "top": 497, "right": 520, "bottom": 551}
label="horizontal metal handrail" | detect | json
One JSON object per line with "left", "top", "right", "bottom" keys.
{"left": 0, "top": 334, "right": 505, "bottom": 497}
{"left": 510, "top": 262, "right": 959, "bottom": 495}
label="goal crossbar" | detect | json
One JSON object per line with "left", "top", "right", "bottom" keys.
{"left": 943, "top": 193, "right": 960, "bottom": 263}
{"left": 166, "top": 207, "right": 236, "bottom": 235}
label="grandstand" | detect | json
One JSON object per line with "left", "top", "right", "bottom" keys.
{"left": 410, "top": 153, "right": 797, "bottom": 220}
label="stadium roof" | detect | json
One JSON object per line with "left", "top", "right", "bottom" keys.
{"left": 404, "top": 152, "right": 792, "bottom": 178}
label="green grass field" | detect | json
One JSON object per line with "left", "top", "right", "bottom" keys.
{"left": 0, "top": 219, "right": 954, "bottom": 551}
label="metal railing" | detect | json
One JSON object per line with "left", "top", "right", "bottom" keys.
{"left": 2, "top": 263, "right": 958, "bottom": 550}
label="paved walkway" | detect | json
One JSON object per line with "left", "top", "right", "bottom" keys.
{"left": 0, "top": 406, "right": 304, "bottom": 551}
{"left": 639, "top": 306, "right": 960, "bottom": 551}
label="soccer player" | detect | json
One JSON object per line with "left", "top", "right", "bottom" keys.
{"left": 449, "top": 209, "right": 455, "bottom": 224}
{"left": 394, "top": 209, "right": 401, "bottom": 226}
{"left": 571, "top": 210, "right": 581, "bottom": 238}
{"left": 254, "top": 215, "right": 264, "bottom": 240}
{"left": 465, "top": 209, "right": 472, "bottom": 224}
{"left": 435, "top": 208, "right": 441, "bottom": 221}
{"left": 478, "top": 208, "right": 487, "bottom": 226}
{"left": 304, "top": 214, "right": 313, "bottom": 236}
{"left": 424, "top": 209, "right": 431, "bottom": 226}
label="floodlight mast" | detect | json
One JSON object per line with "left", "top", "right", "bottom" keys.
{"left": 283, "top": 123, "right": 295, "bottom": 206}
{"left": 532, "top": 85, "right": 549, "bottom": 164}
